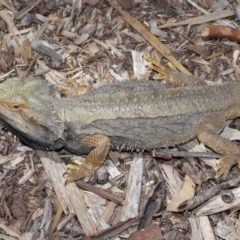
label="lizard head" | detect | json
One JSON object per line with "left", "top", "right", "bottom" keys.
{"left": 0, "top": 77, "right": 66, "bottom": 150}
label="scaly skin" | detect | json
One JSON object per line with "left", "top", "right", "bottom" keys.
{"left": 0, "top": 77, "right": 240, "bottom": 181}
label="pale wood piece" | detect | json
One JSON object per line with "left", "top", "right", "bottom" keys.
{"left": 186, "top": 0, "right": 209, "bottom": 14}
{"left": 159, "top": 162, "right": 183, "bottom": 197}
{"left": 19, "top": 232, "right": 34, "bottom": 240}
{"left": 36, "top": 59, "right": 69, "bottom": 86}
{"left": 18, "top": 167, "right": 35, "bottom": 185}
{"left": 0, "top": 222, "right": 21, "bottom": 238}
{"left": 0, "top": 70, "right": 15, "bottom": 80}
{"left": 38, "top": 151, "right": 97, "bottom": 235}
{"left": 88, "top": 204, "right": 108, "bottom": 230}
{"left": 84, "top": 191, "right": 107, "bottom": 207}
{"left": 215, "top": 218, "right": 240, "bottom": 240}
{"left": 189, "top": 215, "right": 204, "bottom": 240}
{"left": 104, "top": 159, "right": 122, "bottom": 179}
{"left": 0, "top": 152, "right": 25, "bottom": 165}
{"left": 0, "top": 9, "right": 22, "bottom": 42}
{"left": 188, "top": 0, "right": 234, "bottom": 31}
{"left": 57, "top": 214, "right": 75, "bottom": 230}
{"left": 131, "top": 50, "right": 149, "bottom": 80}
{"left": 105, "top": 39, "right": 125, "bottom": 59}
{"left": 198, "top": 216, "right": 215, "bottom": 240}
{"left": 14, "top": 0, "right": 42, "bottom": 20}
{"left": 189, "top": 215, "right": 215, "bottom": 240}
{"left": 100, "top": 202, "right": 117, "bottom": 224}
{"left": 93, "top": 38, "right": 110, "bottom": 50}
{"left": 195, "top": 187, "right": 240, "bottom": 216}
{"left": 221, "top": 126, "right": 240, "bottom": 141}
{"left": 159, "top": 10, "right": 235, "bottom": 29}
{"left": 121, "top": 154, "right": 143, "bottom": 221}
{"left": 122, "top": 29, "right": 146, "bottom": 42}
{"left": 0, "top": 0, "right": 16, "bottom": 14}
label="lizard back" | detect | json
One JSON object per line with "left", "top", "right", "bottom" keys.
{"left": 60, "top": 81, "right": 240, "bottom": 151}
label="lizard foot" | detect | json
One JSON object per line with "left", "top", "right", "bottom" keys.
{"left": 66, "top": 160, "right": 95, "bottom": 182}
{"left": 214, "top": 155, "right": 239, "bottom": 180}
{"left": 57, "top": 77, "right": 91, "bottom": 96}
{"left": 66, "top": 134, "right": 110, "bottom": 182}
{"left": 144, "top": 55, "right": 170, "bottom": 81}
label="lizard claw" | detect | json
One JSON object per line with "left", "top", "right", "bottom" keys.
{"left": 214, "top": 155, "right": 239, "bottom": 180}
{"left": 66, "top": 161, "right": 95, "bottom": 182}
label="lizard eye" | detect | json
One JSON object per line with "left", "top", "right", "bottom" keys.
{"left": 12, "top": 105, "right": 20, "bottom": 110}
{"left": 5, "top": 103, "right": 21, "bottom": 111}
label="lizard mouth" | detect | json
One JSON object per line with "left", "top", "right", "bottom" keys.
{"left": 0, "top": 115, "right": 61, "bottom": 147}
{"left": 4, "top": 121, "right": 66, "bottom": 150}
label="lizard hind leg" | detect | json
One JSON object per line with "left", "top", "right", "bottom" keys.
{"left": 66, "top": 134, "right": 110, "bottom": 182}
{"left": 196, "top": 112, "right": 240, "bottom": 180}
{"left": 144, "top": 55, "right": 206, "bottom": 87}
{"left": 57, "top": 77, "right": 91, "bottom": 96}
{"left": 144, "top": 55, "right": 170, "bottom": 81}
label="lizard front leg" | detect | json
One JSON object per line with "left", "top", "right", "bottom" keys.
{"left": 66, "top": 134, "right": 110, "bottom": 182}
{"left": 196, "top": 112, "right": 240, "bottom": 180}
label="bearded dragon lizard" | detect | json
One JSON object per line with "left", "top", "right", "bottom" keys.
{"left": 0, "top": 71, "right": 239, "bottom": 182}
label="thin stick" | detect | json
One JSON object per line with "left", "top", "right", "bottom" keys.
{"left": 202, "top": 25, "right": 240, "bottom": 42}
{"left": 24, "top": 53, "right": 39, "bottom": 78}
{"left": 152, "top": 150, "right": 221, "bottom": 159}
{"left": 107, "top": 0, "right": 191, "bottom": 75}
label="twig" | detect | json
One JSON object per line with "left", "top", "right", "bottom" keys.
{"left": 14, "top": 0, "right": 42, "bottom": 20}
{"left": 23, "top": 192, "right": 54, "bottom": 229}
{"left": 202, "top": 25, "right": 240, "bottom": 42}
{"left": 158, "top": 10, "right": 235, "bottom": 29}
{"left": 107, "top": 0, "right": 191, "bottom": 75}
{"left": 24, "top": 53, "right": 39, "bottom": 78}
{"left": 178, "top": 176, "right": 240, "bottom": 211}
{"left": 49, "top": 201, "right": 63, "bottom": 240}
{"left": 152, "top": 15, "right": 195, "bottom": 44}
{"left": 186, "top": 0, "right": 209, "bottom": 15}
{"left": 0, "top": 0, "right": 17, "bottom": 14}
{"left": 152, "top": 150, "right": 221, "bottom": 159}
{"left": 85, "top": 215, "right": 142, "bottom": 240}
{"left": 75, "top": 180, "right": 124, "bottom": 205}
{"left": 168, "top": 28, "right": 195, "bottom": 44}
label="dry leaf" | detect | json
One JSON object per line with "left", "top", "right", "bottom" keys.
{"left": 0, "top": 50, "right": 14, "bottom": 70}
{"left": 21, "top": 39, "right": 32, "bottom": 64}
{"left": 166, "top": 175, "right": 196, "bottom": 212}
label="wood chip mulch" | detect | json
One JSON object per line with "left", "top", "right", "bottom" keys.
{"left": 1, "top": 0, "right": 240, "bottom": 239}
